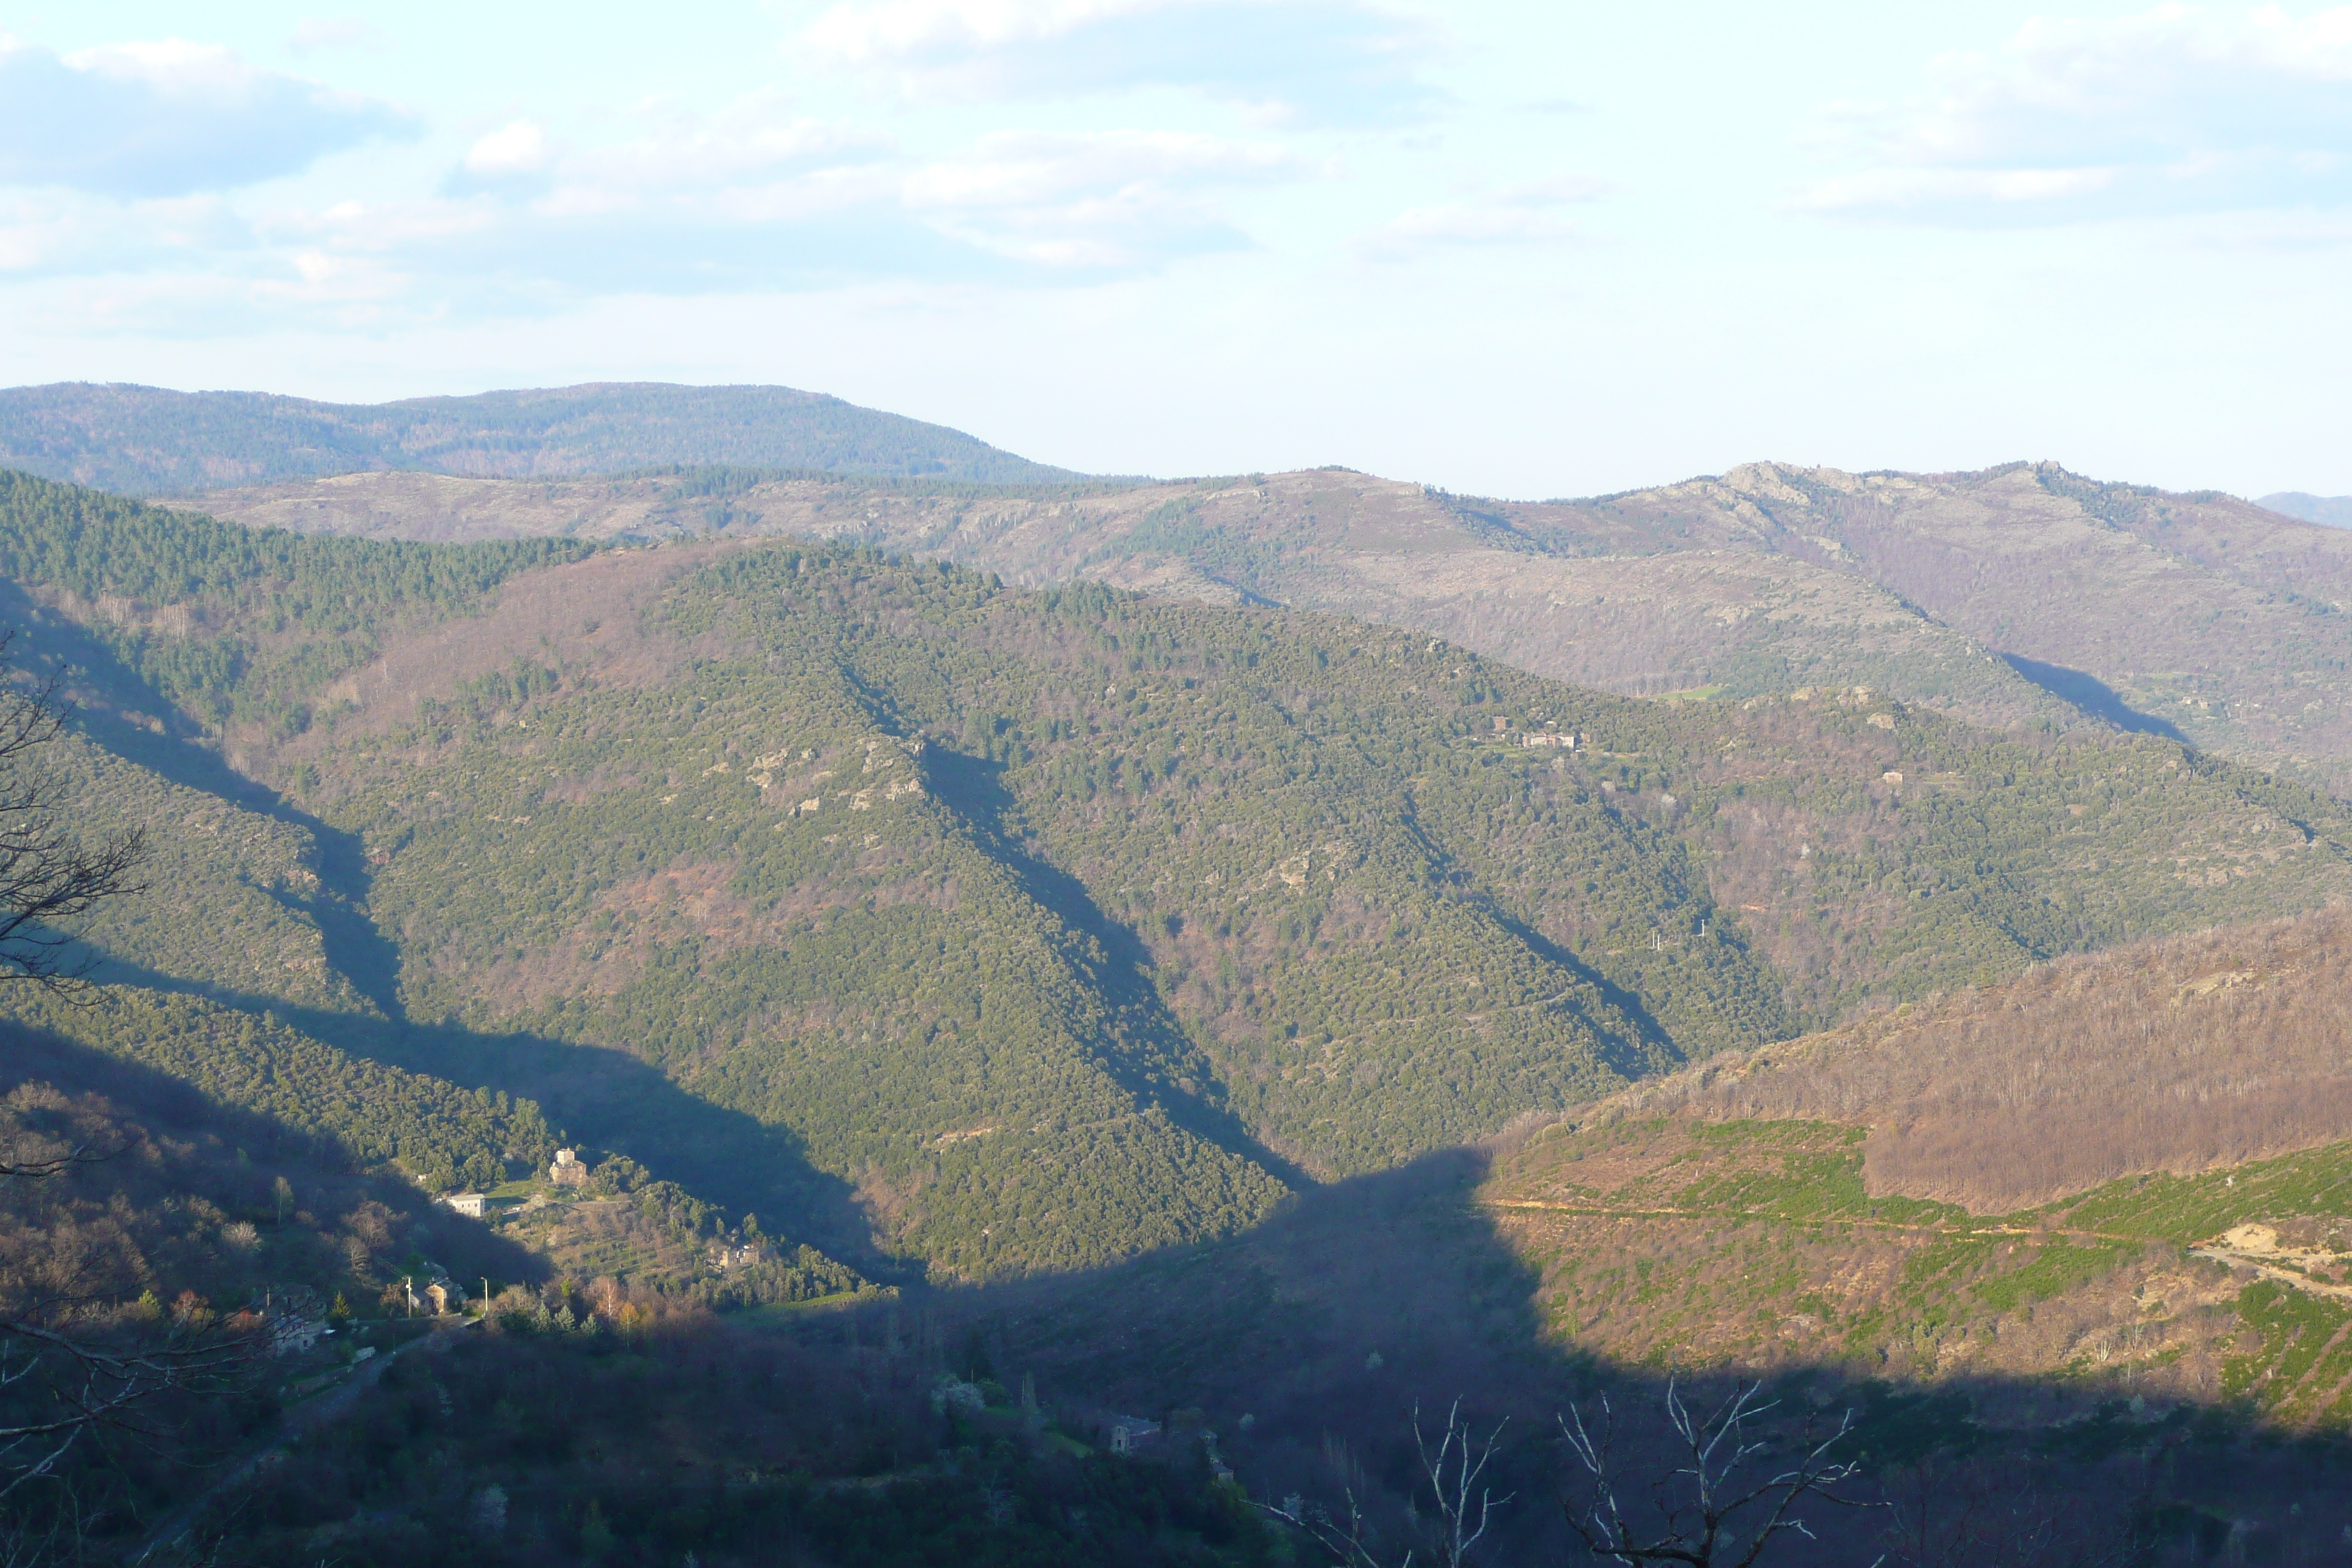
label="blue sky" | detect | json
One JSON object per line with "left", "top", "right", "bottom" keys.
{"left": 0, "top": 1, "right": 2347, "bottom": 497}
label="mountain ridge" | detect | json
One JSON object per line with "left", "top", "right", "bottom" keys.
{"left": 9, "top": 464, "right": 2352, "bottom": 1284}
{"left": 166, "top": 453, "right": 2352, "bottom": 795}
{"left": 2258, "top": 491, "right": 2352, "bottom": 528}
{"left": 12, "top": 454, "right": 2352, "bottom": 1560}
{"left": 0, "top": 381, "right": 1079, "bottom": 494}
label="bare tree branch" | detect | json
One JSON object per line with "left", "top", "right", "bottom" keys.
{"left": 1413, "top": 1399, "right": 1512, "bottom": 1568}
{"left": 1256, "top": 1401, "right": 1514, "bottom": 1568}
{"left": 0, "top": 1316, "right": 261, "bottom": 1502}
{"left": 0, "top": 630, "right": 147, "bottom": 992}
{"left": 1256, "top": 1487, "right": 1411, "bottom": 1568}
{"left": 0, "top": 1137, "right": 138, "bottom": 1186}
{"left": 1563, "top": 1379, "right": 1874, "bottom": 1568}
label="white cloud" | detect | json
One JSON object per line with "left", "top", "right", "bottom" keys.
{"left": 1360, "top": 176, "right": 1603, "bottom": 260}
{"left": 806, "top": 0, "right": 1164, "bottom": 58}
{"left": 400, "top": 100, "right": 1291, "bottom": 289}
{"left": 465, "top": 121, "right": 554, "bottom": 179}
{"left": 799, "top": 0, "right": 1441, "bottom": 124}
{"left": 0, "top": 33, "right": 416, "bottom": 197}
{"left": 0, "top": 51, "right": 1310, "bottom": 325}
{"left": 287, "top": 17, "right": 391, "bottom": 55}
{"left": 566, "top": 94, "right": 891, "bottom": 195}
{"left": 905, "top": 127, "right": 1295, "bottom": 207}
{"left": 1797, "top": 4, "right": 2352, "bottom": 224}
{"left": 441, "top": 94, "right": 894, "bottom": 208}
{"left": 0, "top": 189, "right": 250, "bottom": 276}
{"left": 431, "top": 121, "right": 1302, "bottom": 283}
{"left": 905, "top": 127, "right": 1304, "bottom": 267}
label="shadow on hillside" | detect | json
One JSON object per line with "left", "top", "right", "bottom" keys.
{"left": 62, "top": 957, "right": 889, "bottom": 1281}
{"left": 9, "top": 598, "right": 1289, "bottom": 1260}
{"left": 1391, "top": 801, "right": 1680, "bottom": 1082}
{"left": 2002, "top": 653, "right": 2187, "bottom": 742}
{"left": 924, "top": 744, "right": 1317, "bottom": 1190}
{"left": 2, "top": 589, "right": 407, "bottom": 1014}
{"left": 793, "top": 1142, "right": 2352, "bottom": 1567}
{"left": 0, "top": 606, "right": 887, "bottom": 1263}
{"left": 337, "top": 1012, "right": 888, "bottom": 1274}
{"left": 0, "top": 593, "right": 875, "bottom": 1256}
{"left": 1, "top": 1022, "right": 546, "bottom": 1289}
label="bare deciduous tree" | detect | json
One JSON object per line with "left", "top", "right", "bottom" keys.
{"left": 0, "top": 635, "right": 145, "bottom": 990}
{"left": 0, "top": 647, "right": 190, "bottom": 1524}
{"left": 1414, "top": 1399, "right": 1511, "bottom": 1568}
{"left": 1260, "top": 1482, "right": 1401, "bottom": 1568}
{"left": 0, "top": 1319, "right": 255, "bottom": 1501}
{"left": 1259, "top": 1401, "right": 1512, "bottom": 1568}
{"left": 0, "top": 1152, "right": 258, "bottom": 1504}
{"left": 1562, "top": 1379, "right": 1871, "bottom": 1567}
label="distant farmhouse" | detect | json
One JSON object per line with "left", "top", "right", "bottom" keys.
{"left": 549, "top": 1148, "right": 590, "bottom": 1188}
{"left": 440, "top": 1191, "right": 487, "bottom": 1218}
{"left": 1107, "top": 1416, "right": 1161, "bottom": 1456}
{"left": 268, "top": 1314, "right": 326, "bottom": 1357}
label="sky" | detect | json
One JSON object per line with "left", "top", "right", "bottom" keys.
{"left": 0, "top": 1, "right": 2346, "bottom": 498}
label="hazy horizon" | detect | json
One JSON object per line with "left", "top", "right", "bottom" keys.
{"left": 1, "top": 2, "right": 2345, "bottom": 500}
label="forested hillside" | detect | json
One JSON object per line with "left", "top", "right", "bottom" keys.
{"left": 180, "top": 464, "right": 2070, "bottom": 735}
{"left": 12, "top": 456, "right": 2352, "bottom": 1563}
{"left": 0, "top": 382, "right": 1074, "bottom": 494}
{"left": 4, "top": 467, "right": 2351, "bottom": 1288}
{"left": 0, "top": 468, "right": 590, "bottom": 752}
{"left": 183, "top": 455, "right": 2352, "bottom": 795}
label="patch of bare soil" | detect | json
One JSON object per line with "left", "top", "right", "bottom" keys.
{"left": 2193, "top": 1224, "right": 2352, "bottom": 1297}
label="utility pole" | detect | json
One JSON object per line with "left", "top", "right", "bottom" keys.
{"left": 404, "top": 1275, "right": 415, "bottom": 1319}
{"left": 482, "top": 1278, "right": 490, "bottom": 1319}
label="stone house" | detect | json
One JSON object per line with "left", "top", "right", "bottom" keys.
{"left": 1107, "top": 1416, "right": 1161, "bottom": 1456}
{"left": 268, "top": 1314, "right": 325, "bottom": 1356}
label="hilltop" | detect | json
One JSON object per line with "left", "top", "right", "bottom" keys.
{"left": 0, "top": 382, "right": 1076, "bottom": 494}
{"left": 170, "top": 464, "right": 2064, "bottom": 729}
{"left": 23, "top": 374, "right": 2334, "bottom": 785}
{"left": 2259, "top": 491, "right": 2352, "bottom": 528}
{"left": 177, "top": 456, "right": 2352, "bottom": 794}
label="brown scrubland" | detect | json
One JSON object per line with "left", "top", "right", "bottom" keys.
{"left": 1604, "top": 902, "right": 2352, "bottom": 1210}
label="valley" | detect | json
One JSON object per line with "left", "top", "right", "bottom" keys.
{"left": 1, "top": 399, "right": 2351, "bottom": 1564}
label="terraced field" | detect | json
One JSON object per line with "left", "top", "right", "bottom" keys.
{"left": 1484, "top": 1117, "right": 2352, "bottom": 1428}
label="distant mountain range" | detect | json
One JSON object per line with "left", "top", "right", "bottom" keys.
{"left": 0, "top": 381, "right": 1077, "bottom": 493}
{"left": 2259, "top": 491, "right": 2352, "bottom": 528}
{"left": 12, "top": 392, "right": 2352, "bottom": 1554}
{"left": 167, "top": 451, "right": 2352, "bottom": 795}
